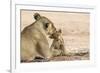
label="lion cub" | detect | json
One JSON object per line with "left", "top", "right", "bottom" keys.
{"left": 49, "top": 29, "right": 66, "bottom": 56}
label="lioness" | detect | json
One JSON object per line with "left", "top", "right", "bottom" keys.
{"left": 21, "top": 13, "right": 56, "bottom": 62}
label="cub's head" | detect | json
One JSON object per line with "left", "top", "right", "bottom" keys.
{"left": 34, "top": 13, "right": 56, "bottom": 35}
{"left": 49, "top": 29, "right": 62, "bottom": 40}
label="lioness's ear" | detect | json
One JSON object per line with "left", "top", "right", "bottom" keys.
{"left": 34, "top": 13, "right": 41, "bottom": 20}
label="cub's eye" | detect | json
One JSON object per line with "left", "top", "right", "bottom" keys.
{"left": 45, "top": 23, "right": 49, "bottom": 28}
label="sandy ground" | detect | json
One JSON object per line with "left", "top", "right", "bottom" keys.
{"left": 51, "top": 53, "right": 89, "bottom": 61}
{"left": 21, "top": 10, "right": 90, "bottom": 61}
{"left": 22, "top": 53, "right": 89, "bottom": 63}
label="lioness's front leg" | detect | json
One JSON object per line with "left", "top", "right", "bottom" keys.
{"left": 37, "top": 41, "right": 52, "bottom": 61}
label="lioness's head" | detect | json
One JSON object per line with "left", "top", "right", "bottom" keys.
{"left": 34, "top": 13, "right": 56, "bottom": 35}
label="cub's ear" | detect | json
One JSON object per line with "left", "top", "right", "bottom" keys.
{"left": 58, "top": 29, "right": 62, "bottom": 33}
{"left": 34, "top": 13, "right": 41, "bottom": 20}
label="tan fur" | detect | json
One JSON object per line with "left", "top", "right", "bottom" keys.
{"left": 21, "top": 13, "right": 56, "bottom": 62}
{"left": 49, "top": 29, "right": 66, "bottom": 56}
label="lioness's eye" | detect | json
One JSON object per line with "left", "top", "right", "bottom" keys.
{"left": 45, "top": 23, "right": 49, "bottom": 28}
